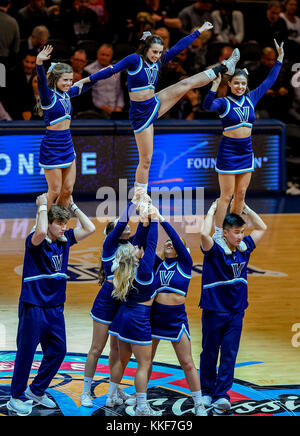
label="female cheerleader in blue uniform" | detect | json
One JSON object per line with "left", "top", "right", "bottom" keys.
{"left": 150, "top": 215, "right": 207, "bottom": 416}
{"left": 79, "top": 22, "right": 240, "bottom": 206}
{"left": 107, "top": 206, "right": 161, "bottom": 416}
{"left": 202, "top": 39, "right": 284, "bottom": 254}
{"left": 36, "top": 45, "right": 108, "bottom": 211}
{"left": 80, "top": 190, "right": 150, "bottom": 408}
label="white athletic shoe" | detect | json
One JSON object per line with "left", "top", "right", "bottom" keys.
{"left": 201, "top": 395, "right": 212, "bottom": 407}
{"left": 135, "top": 403, "right": 162, "bottom": 416}
{"left": 212, "top": 233, "right": 232, "bottom": 255}
{"left": 195, "top": 402, "right": 208, "bottom": 416}
{"left": 212, "top": 398, "right": 231, "bottom": 412}
{"left": 222, "top": 48, "right": 240, "bottom": 75}
{"left": 80, "top": 392, "right": 93, "bottom": 408}
{"left": 7, "top": 397, "right": 33, "bottom": 416}
{"left": 125, "top": 393, "right": 137, "bottom": 406}
{"left": 117, "top": 388, "right": 132, "bottom": 403}
{"left": 25, "top": 386, "right": 56, "bottom": 408}
{"left": 105, "top": 394, "right": 123, "bottom": 407}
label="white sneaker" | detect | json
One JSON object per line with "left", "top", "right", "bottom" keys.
{"left": 212, "top": 398, "right": 231, "bottom": 411}
{"left": 80, "top": 392, "right": 93, "bottom": 408}
{"left": 222, "top": 48, "right": 240, "bottom": 75}
{"left": 7, "top": 397, "right": 33, "bottom": 416}
{"left": 237, "top": 240, "right": 247, "bottom": 252}
{"left": 202, "top": 395, "right": 212, "bottom": 407}
{"left": 125, "top": 393, "right": 137, "bottom": 406}
{"left": 135, "top": 403, "right": 162, "bottom": 416}
{"left": 105, "top": 395, "right": 123, "bottom": 407}
{"left": 195, "top": 402, "right": 208, "bottom": 416}
{"left": 213, "top": 234, "right": 232, "bottom": 255}
{"left": 117, "top": 388, "right": 132, "bottom": 403}
{"left": 25, "top": 386, "right": 56, "bottom": 408}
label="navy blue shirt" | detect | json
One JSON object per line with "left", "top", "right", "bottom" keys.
{"left": 20, "top": 229, "right": 77, "bottom": 307}
{"left": 200, "top": 236, "right": 256, "bottom": 312}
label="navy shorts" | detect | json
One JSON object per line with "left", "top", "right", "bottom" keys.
{"left": 129, "top": 96, "right": 160, "bottom": 134}
{"left": 109, "top": 302, "right": 152, "bottom": 345}
{"left": 151, "top": 301, "right": 190, "bottom": 342}
{"left": 215, "top": 135, "right": 254, "bottom": 174}
{"left": 39, "top": 129, "right": 75, "bottom": 169}
{"left": 90, "top": 281, "right": 120, "bottom": 325}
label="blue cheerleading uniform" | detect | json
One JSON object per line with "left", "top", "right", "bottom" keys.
{"left": 36, "top": 63, "right": 92, "bottom": 168}
{"left": 203, "top": 60, "right": 282, "bottom": 174}
{"left": 11, "top": 228, "right": 77, "bottom": 399}
{"left": 109, "top": 221, "right": 158, "bottom": 345}
{"left": 151, "top": 221, "right": 193, "bottom": 342}
{"left": 199, "top": 236, "right": 256, "bottom": 402}
{"left": 90, "top": 202, "right": 141, "bottom": 325}
{"left": 88, "top": 30, "right": 201, "bottom": 133}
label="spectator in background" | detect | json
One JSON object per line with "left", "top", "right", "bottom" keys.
{"left": 280, "top": 0, "right": 300, "bottom": 44}
{"left": 63, "top": 0, "right": 100, "bottom": 44}
{"left": 17, "top": 0, "right": 50, "bottom": 38}
{"left": 250, "top": 1, "right": 289, "bottom": 47}
{"left": 249, "top": 46, "right": 292, "bottom": 120}
{"left": 5, "top": 50, "right": 37, "bottom": 119}
{"left": 188, "top": 26, "right": 213, "bottom": 73}
{"left": 19, "top": 25, "right": 50, "bottom": 58}
{"left": 155, "top": 26, "right": 170, "bottom": 50}
{"left": 0, "top": 100, "right": 12, "bottom": 120}
{"left": 21, "top": 72, "right": 44, "bottom": 120}
{"left": 69, "top": 48, "right": 92, "bottom": 116}
{"left": 179, "top": 0, "right": 214, "bottom": 35}
{"left": 84, "top": 43, "right": 125, "bottom": 119}
{"left": 139, "top": 0, "right": 181, "bottom": 31}
{"left": 211, "top": 0, "right": 244, "bottom": 45}
{"left": 0, "top": 0, "right": 20, "bottom": 67}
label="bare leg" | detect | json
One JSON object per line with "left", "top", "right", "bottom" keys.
{"left": 156, "top": 71, "right": 214, "bottom": 119}
{"left": 110, "top": 339, "right": 132, "bottom": 384}
{"left": 215, "top": 174, "right": 236, "bottom": 228}
{"left": 230, "top": 172, "right": 252, "bottom": 215}
{"left": 134, "top": 125, "right": 154, "bottom": 185}
{"left": 131, "top": 343, "right": 153, "bottom": 394}
{"left": 172, "top": 334, "right": 200, "bottom": 392}
{"left": 84, "top": 321, "right": 109, "bottom": 379}
{"left": 56, "top": 160, "right": 76, "bottom": 207}
{"left": 44, "top": 168, "right": 62, "bottom": 211}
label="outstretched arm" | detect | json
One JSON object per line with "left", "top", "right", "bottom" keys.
{"left": 249, "top": 40, "right": 284, "bottom": 106}
{"left": 70, "top": 197, "right": 96, "bottom": 242}
{"left": 36, "top": 45, "right": 55, "bottom": 106}
{"left": 202, "top": 74, "right": 226, "bottom": 113}
{"left": 161, "top": 22, "right": 213, "bottom": 65}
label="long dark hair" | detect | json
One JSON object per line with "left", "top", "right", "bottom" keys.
{"left": 98, "top": 220, "right": 117, "bottom": 286}
{"left": 136, "top": 34, "right": 164, "bottom": 63}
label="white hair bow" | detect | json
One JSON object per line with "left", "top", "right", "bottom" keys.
{"left": 242, "top": 68, "right": 249, "bottom": 75}
{"left": 111, "top": 257, "right": 120, "bottom": 273}
{"left": 47, "top": 62, "right": 58, "bottom": 73}
{"left": 140, "top": 31, "right": 152, "bottom": 40}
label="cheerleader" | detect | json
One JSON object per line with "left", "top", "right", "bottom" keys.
{"left": 80, "top": 190, "right": 150, "bottom": 408}
{"left": 202, "top": 39, "right": 284, "bottom": 254}
{"left": 149, "top": 215, "right": 207, "bottom": 416}
{"left": 107, "top": 206, "right": 161, "bottom": 416}
{"left": 78, "top": 22, "right": 240, "bottom": 209}
{"left": 36, "top": 45, "right": 104, "bottom": 211}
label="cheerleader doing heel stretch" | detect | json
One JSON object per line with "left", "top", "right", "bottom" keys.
{"left": 36, "top": 45, "right": 103, "bottom": 211}
{"left": 202, "top": 39, "right": 284, "bottom": 255}
{"left": 79, "top": 22, "right": 240, "bottom": 209}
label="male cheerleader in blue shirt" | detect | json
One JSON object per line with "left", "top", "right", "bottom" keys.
{"left": 199, "top": 200, "right": 267, "bottom": 413}
{"left": 7, "top": 193, "right": 95, "bottom": 416}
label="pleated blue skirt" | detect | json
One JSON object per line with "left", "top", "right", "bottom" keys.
{"left": 39, "top": 129, "right": 75, "bottom": 169}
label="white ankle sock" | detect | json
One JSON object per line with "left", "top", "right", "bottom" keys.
{"left": 191, "top": 390, "right": 202, "bottom": 405}
{"left": 136, "top": 392, "right": 147, "bottom": 407}
{"left": 83, "top": 376, "right": 93, "bottom": 394}
{"left": 135, "top": 182, "right": 148, "bottom": 192}
{"left": 107, "top": 381, "right": 119, "bottom": 397}
{"left": 203, "top": 68, "right": 217, "bottom": 80}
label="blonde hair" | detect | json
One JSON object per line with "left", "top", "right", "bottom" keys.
{"left": 112, "top": 244, "right": 139, "bottom": 301}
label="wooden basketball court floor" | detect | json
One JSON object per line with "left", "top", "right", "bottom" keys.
{"left": 0, "top": 197, "right": 300, "bottom": 416}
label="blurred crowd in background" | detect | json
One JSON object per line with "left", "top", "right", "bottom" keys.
{"left": 0, "top": 0, "right": 300, "bottom": 191}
